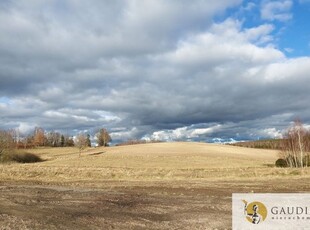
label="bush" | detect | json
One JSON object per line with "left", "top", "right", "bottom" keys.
{"left": 278, "top": 155, "right": 310, "bottom": 168}
{"left": 0, "top": 151, "right": 42, "bottom": 164}
{"left": 275, "top": 158, "right": 288, "bottom": 168}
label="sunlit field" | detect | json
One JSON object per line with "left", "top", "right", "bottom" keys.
{"left": 1, "top": 142, "right": 309, "bottom": 229}
{"left": 1, "top": 142, "right": 309, "bottom": 183}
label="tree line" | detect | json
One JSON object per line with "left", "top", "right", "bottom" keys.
{"left": 232, "top": 120, "right": 310, "bottom": 168}
{"left": 0, "top": 127, "right": 112, "bottom": 151}
{"left": 231, "top": 139, "right": 283, "bottom": 150}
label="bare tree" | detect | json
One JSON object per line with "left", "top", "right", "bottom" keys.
{"left": 33, "top": 127, "right": 45, "bottom": 147}
{"left": 64, "top": 136, "right": 75, "bottom": 147}
{"left": 75, "top": 133, "right": 88, "bottom": 157}
{"left": 0, "top": 130, "right": 14, "bottom": 158}
{"left": 280, "top": 120, "right": 310, "bottom": 168}
{"left": 9, "top": 128, "right": 20, "bottom": 147}
{"left": 46, "top": 131, "right": 61, "bottom": 147}
{"left": 96, "top": 128, "right": 111, "bottom": 147}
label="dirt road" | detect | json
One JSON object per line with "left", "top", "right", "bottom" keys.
{"left": 1, "top": 178, "right": 309, "bottom": 230}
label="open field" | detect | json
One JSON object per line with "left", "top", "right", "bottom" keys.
{"left": 0, "top": 142, "right": 309, "bottom": 229}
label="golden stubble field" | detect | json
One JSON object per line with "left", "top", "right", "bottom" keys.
{"left": 0, "top": 142, "right": 309, "bottom": 229}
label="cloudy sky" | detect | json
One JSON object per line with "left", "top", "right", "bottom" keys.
{"left": 1, "top": 0, "right": 310, "bottom": 143}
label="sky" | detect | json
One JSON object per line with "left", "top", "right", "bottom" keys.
{"left": 1, "top": 0, "right": 310, "bottom": 144}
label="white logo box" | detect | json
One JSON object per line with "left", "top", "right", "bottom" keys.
{"left": 232, "top": 193, "right": 310, "bottom": 230}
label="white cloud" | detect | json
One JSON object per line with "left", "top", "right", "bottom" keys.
{"left": 161, "top": 19, "right": 284, "bottom": 68}
{"left": 147, "top": 127, "right": 189, "bottom": 141}
{"left": 44, "top": 111, "right": 68, "bottom": 119}
{"left": 191, "top": 125, "right": 222, "bottom": 137}
{"left": 144, "top": 124, "right": 222, "bottom": 141}
{"left": 259, "top": 128, "right": 283, "bottom": 139}
{"left": 212, "top": 137, "right": 238, "bottom": 144}
{"left": 244, "top": 24, "right": 274, "bottom": 44}
{"left": 262, "top": 57, "right": 310, "bottom": 82}
{"left": 261, "top": 0, "right": 293, "bottom": 21}
{"left": 110, "top": 127, "right": 139, "bottom": 141}
{"left": 1, "top": 0, "right": 310, "bottom": 143}
{"left": 18, "top": 122, "right": 36, "bottom": 134}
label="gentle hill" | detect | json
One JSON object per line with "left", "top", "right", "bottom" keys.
{"left": 0, "top": 142, "right": 286, "bottom": 183}
{"left": 30, "top": 142, "right": 278, "bottom": 169}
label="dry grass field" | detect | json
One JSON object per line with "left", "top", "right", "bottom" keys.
{"left": 0, "top": 142, "right": 309, "bottom": 229}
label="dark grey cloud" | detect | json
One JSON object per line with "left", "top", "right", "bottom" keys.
{"left": 1, "top": 0, "right": 310, "bottom": 143}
